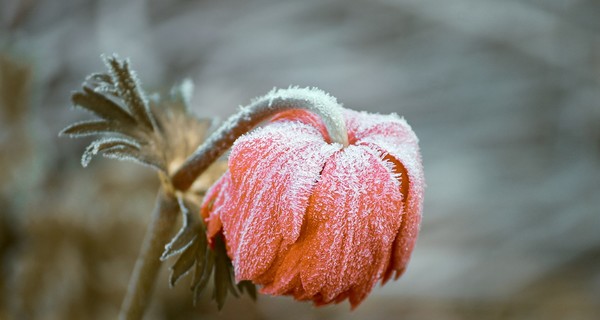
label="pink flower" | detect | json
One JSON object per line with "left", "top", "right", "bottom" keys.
{"left": 201, "top": 108, "right": 425, "bottom": 308}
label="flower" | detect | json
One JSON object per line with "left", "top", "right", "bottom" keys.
{"left": 201, "top": 108, "right": 425, "bottom": 308}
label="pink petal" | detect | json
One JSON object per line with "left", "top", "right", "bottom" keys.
{"left": 262, "top": 145, "right": 404, "bottom": 308}
{"left": 350, "top": 112, "right": 425, "bottom": 282}
{"left": 344, "top": 109, "right": 418, "bottom": 146}
{"left": 270, "top": 110, "right": 331, "bottom": 142}
{"left": 223, "top": 120, "right": 341, "bottom": 281}
{"left": 200, "top": 171, "right": 231, "bottom": 241}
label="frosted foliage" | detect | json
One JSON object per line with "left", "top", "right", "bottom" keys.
{"left": 178, "top": 78, "right": 194, "bottom": 106}
{"left": 81, "top": 137, "right": 141, "bottom": 167}
{"left": 223, "top": 121, "right": 341, "bottom": 279}
{"left": 62, "top": 55, "right": 211, "bottom": 175}
{"left": 102, "top": 55, "right": 155, "bottom": 130}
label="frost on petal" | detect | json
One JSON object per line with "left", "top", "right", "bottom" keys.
{"left": 257, "top": 87, "right": 347, "bottom": 145}
{"left": 344, "top": 109, "right": 419, "bottom": 147}
{"left": 222, "top": 121, "right": 341, "bottom": 281}
{"left": 261, "top": 145, "right": 403, "bottom": 308}
{"left": 200, "top": 171, "right": 232, "bottom": 241}
{"left": 270, "top": 109, "right": 330, "bottom": 143}
{"left": 351, "top": 113, "right": 424, "bottom": 282}
{"left": 380, "top": 143, "right": 424, "bottom": 281}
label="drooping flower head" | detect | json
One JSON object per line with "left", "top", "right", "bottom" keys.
{"left": 201, "top": 106, "right": 424, "bottom": 308}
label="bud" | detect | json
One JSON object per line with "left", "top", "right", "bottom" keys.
{"left": 201, "top": 108, "right": 425, "bottom": 308}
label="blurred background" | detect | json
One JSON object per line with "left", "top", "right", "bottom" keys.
{"left": 1, "top": 0, "right": 599, "bottom": 319}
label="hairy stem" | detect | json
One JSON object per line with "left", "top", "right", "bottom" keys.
{"left": 119, "top": 187, "right": 179, "bottom": 320}
{"left": 171, "top": 87, "right": 348, "bottom": 191}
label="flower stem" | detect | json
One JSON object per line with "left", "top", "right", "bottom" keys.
{"left": 119, "top": 187, "right": 179, "bottom": 320}
{"left": 171, "top": 87, "right": 348, "bottom": 191}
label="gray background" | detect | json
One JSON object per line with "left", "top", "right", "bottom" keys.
{"left": 1, "top": 0, "right": 599, "bottom": 319}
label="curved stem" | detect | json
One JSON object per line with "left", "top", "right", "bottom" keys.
{"left": 171, "top": 87, "right": 348, "bottom": 191}
{"left": 119, "top": 187, "right": 179, "bottom": 320}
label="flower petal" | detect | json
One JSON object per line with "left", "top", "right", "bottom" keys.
{"left": 223, "top": 120, "right": 341, "bottom": 281}
{"left": 200, "top": 171, "right": 231, "bottom": 241}
{"left": 344, "top": 109, "right": 418, "bottom": 146}
{"left": 270, "top": 109, "right": 331, "bottom": 142}
{"left": 262, "top": 145, "right": 404, "bottom": 308}
{"left": 350, "top": 112, "right": 425, "bottom": 282}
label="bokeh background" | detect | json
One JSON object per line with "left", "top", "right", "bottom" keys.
{"left": 1, "top": 0, "right": 600, "bottom": 319}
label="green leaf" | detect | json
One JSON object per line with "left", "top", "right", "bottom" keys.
{"left": 101, "top": 145, "right": 163, "bottom": 171}
{"left": 164, "top": 208, "right": 258, "bottom": 308}
{"left": 190, "top": 236, "right": 208, "bottom": 289}
{"left": 212, "top": 234, "right": 244, "bottom": 309}
{"left": 85, "top": 72, "right": 114, "bottom": 86}
{"left": 103, "top": 55, "right": 155, "bottom": 130}
{"left": 71, "top": 87, "right": 135, "bottom": 124}
{"left": 213, "top": 254, "right": 230, "bottom": 310}
{"left": 59, "top": 120, "right": 132, "bottom": 138}
{"left": 161, "top": 229, "right": 197, "bottom": 261}
{"left": 62, "top": 54, "right": 213, "bottom": 175}
{"left": 169, "top": 236, "right": 200, "bottom": 287}
{"left": 81, "top": 137, "right": 140, "bottom": 167}
{"left": 193, "top": 248, "right": 214, "bottom": 306}
{"left": 237, "top": 280, "right": 257, "bottom": 301}
{"left": 161, "top": 200, "right": 202, "bottom": 260}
